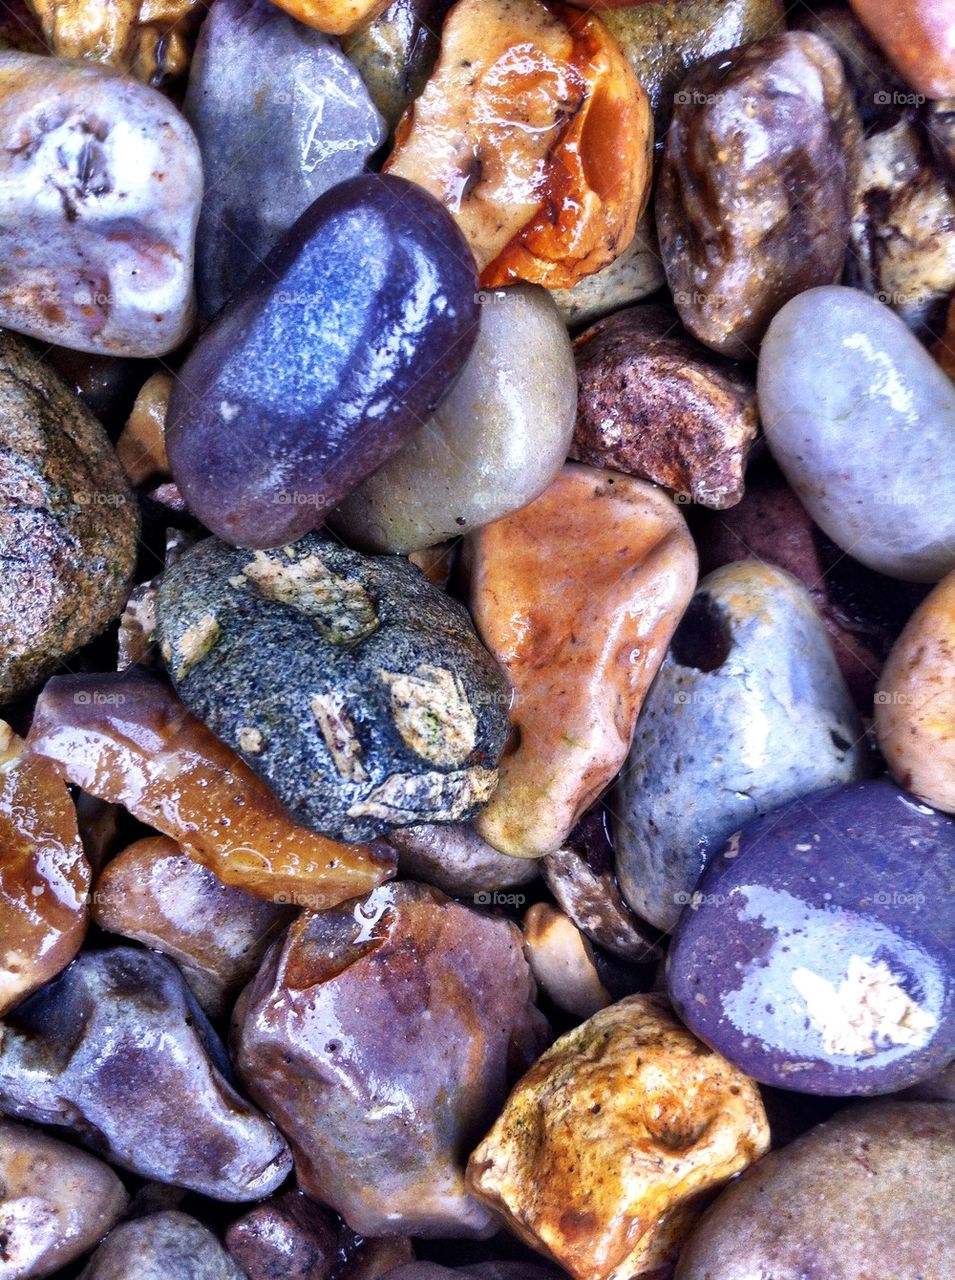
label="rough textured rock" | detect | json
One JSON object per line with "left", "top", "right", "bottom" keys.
{"left": 25, "top": 0, "right": 205, "bottom": 84}
{"left": 0, "top": 52, "right": 202, "bottom": 355}
{"left": 848, "top": 0, "right": 955, "bottom": 100}
{"left": 614, "top": 562, "right": 868, "bottom": 932}
{"left": 79, "top": 1211, "right": 248, "bottom": 1280}
{"left": 185, "top": 0, "right": 385, "bottom": 321}
{"left": 235, "top": 881, "right": 547, "bottom": 1237}
{"left": 387, "top": 823, "right": 539, "bottom": 896}
{"left": 467, "top": 463, "right": 697, "bottom": 858}
{"left": 548, "top": 209, "right": 665, "bottom": 328}
{"left": 0, "top": 752, "right": 89, "bottom": 1016}
{"left": 876, "top": 568, "right": 955, "bottom": 813}
{"left": 342, "top": 0, "right": 453, "bottom": 130}
{"left": 467, "top": 993, "right": 770, "bottom": 1280}
{"left": 0, "top": 1118, "right": 127, "bottom": 1280}
{"left": 332, "top": 285, "right": 577, "bottom": 553}
{"left": 25, "top": 669, "right": 396, "bottom": 907}
{"left": 384, "top": 0, "right": 652, "bottom": 288}
{"left": 158, "top": 534, "right": 510, "bottom": 843}
{"left": 848, "top": 119, "right": 955, "bottom": 338}
{"left": 91, "top": 836, "right": 296, "bottom": 1017}
{"left": 0, "top": 948, "right": 292, "bottom": 1199}
{"left": 0, "top": 333, "right": 138, "bottom": 701}
{"left": 225, "top": 1191, "right": 344, "bottom": 1280}
{"left": 572, "top": 305, "right": 758, "bottom": 508}
{"left": 758, "top": 285, "right": 955, "bottom": 583}
{"left": 668, "top": 780, "right": 955, "bottom": 1095}
{"left": 675, "top": 1102, "right": 955, "bottom": 1280}
{"left": 656, "top": 32, "right": 861, "bottom": 358}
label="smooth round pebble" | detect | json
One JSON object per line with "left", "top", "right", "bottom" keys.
{"left": 79, "top": 1211, "right": 247, "bottom": 1280}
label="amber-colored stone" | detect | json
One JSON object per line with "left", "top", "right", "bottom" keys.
{"left": 467, "top": 993, "right": 770, "bottom": 1280}
{"left": 849, "top": 0, "right": 955, "bottom": 100}
{"left": 26, "top": 0, "right": 206, "bottom": 84}
{"left": 24, "top": 669, "right": 396, "bottom": 907}
{"left": 467, "top": 463, "right": 697, "bottom": 857}
{"left": 385, "top": 0, "right": 651, "bottom": 289}
{"left": 115, "top": 372, "right": 171, "bottom": 487}
{"left": 268, "top": 0, "right": 391, "bottom": 36}
{"left": 0, "top": 745, "right": 89, "bottom": 1015}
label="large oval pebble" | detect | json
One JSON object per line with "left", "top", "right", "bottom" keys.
{"left": 667, "top": 779, "right": 955, "bottom": 1095}
{"left": 758, "top": 285, "right": 955, "bottom": 582}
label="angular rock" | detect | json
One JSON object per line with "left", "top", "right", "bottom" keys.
{"left": 467, "top": 993, "right": 770, "bottom": 1280}
{"left": 0, "top": 52, "right": 201, "bottom": 355}
{"left": 332, "top": 285, "right": 577, "bottom": 552}
{"left": 657, "top": 32, "right": 861, "bottom": 358}
{"left": 0, "top": 947, "right": 292, "bottom": 1199}
{"left": 548, "top": 209, "right": 665, "bottom": 328}
{"left": 876, "top": 568, "right": 955, "bottom": 813}
{"left": 0, "top": 1118, "right": 127, "bottom": 1280}
{"left": 614, "top": 562, "right": 868, "bottom": 933}
{"left": 79, "top": 1211, "right": 247, "bottom": 1280}
{"left": 91, "top": 836, "right": 295, "bottom": 1018}
{"left": 667, "top": 780, "right": 955, "bottom": 1095}
{"left": 675, "top": 1102, "right": 955, "bottom": 1280}
{"left": 225, "top": 1191, "right": 344, "bottom": 1280}
{"left": 0, "top": 753, "right": 89, "bottom": 1016}
{"left": 157, "top": 534, "right": 510, "bottom": 843}
{"left": 165, "top": 174, "right": 478, "bottom": 549}
{"left": 185, "top": 0, "right": 385, "bottom": 321}
{"left": 758, "top": 285, "right": 955, "bottom": 582}
{"left": 342, "top": 0, "right": 453, "bottom": 130}
{"left": 572, "top": 305, "right": 758, "bottom": 508}
{"left": 0, "top": 332, "right": 138, "bottom": 701}
{"left": 849, "top": 0, "right": 955, "bottom": 100}
{"left": 467, "top": 463, "right": 697, "bottom": 858}
{"left": 235, "top": 881, "right": 547, "bottom": 1237}
{"left": 386, "top": 823, "right": 539, "bottom": 897}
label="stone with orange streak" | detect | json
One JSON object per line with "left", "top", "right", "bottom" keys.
{"left": 849, "top": 0, "right": 955, "bottom": 100}
{"left": 384, "top": 0, "right": 651, "bottom": 289}
{"left": 467, "top": 993, "right": 770, "bottom": 1280}
{"left": 467, "top": 463, "right": 697, "bottom": 858}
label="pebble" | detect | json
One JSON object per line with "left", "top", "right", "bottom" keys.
{"left": 342, "top": 0, "right": 453, "bottom": 130}
{"left": 758, "top": 285, "right": 955, "bottom": 582}
{"left": 0, "top": 948, "right": 292, "bottom": 1200}
{"left": 522, "top": 903, "right": 611, "bottom": 1018}
{"left": 235, "top": 882, "right": 547, "bottom": 1237}
{"left": 165, "top": 173, "right": 478, "bottom": 549}
{"left": 794, "top": 6, "right": 909, "bottom": 124}
{"left": 848, "top": 119, "right": 955, "bottom": 337}
{"left": 548, "top": 208, "right": 665, "bottom": 328}
{"left": 467, "top": 993, "right": 769, "bottom": 1280}
{"left": 266, "top": 0, "right": 393, "bottom": 37}
{"left": 79, "top": 1211, "right": 248, "bottom": 1280}
{"left": 26, "top": 0, "right": 205, "bottom": 85}
{"left": 384, "top": 0, "right": 651, "bottom": 288}
{"left": 876, "top": 568, "right": 955, "bottom": 813}
{"left": 0, "top": 333, "right": 138, "bottom": 702}
{"left": 26, "top": 669, "right": 396, "bottom": 907}
{"left": 0, "top": 752, "right": 89, "bottom": 1016}
{"left": 332, "top": 285, "right": 577, "bottom": 552}
{"left": 613, "top": 562, "right": 868, "bottom": 933}
{"left": 158, "top": 534, "right": 510, "bottom": 842}
{"left": 114, "top": 372, "right": 171, "bottom": 488}
{"left": 0, "top": 1118, "right": 127, "bottom": 1280}
{"left": 667, "top": 780, "right": 955, "bottom": 1095}
{"left": 468, "top": 463, "right": 697, "bottom": 858}
{"left": 848, "top": 0, "right": 955, "bottom": 100}
{"left": 0, "top": 52, "right": 202, "bottom": 355}
{"left": 185, "top": 0, "right": 385, "bottom": 321}
{"left": 656, "top": 32, "right": 861, "bottom": 358}
{"left": 675, "top": 1102, "right": 955, "bottom": 1280}
{"left": 386, "top": 823, "right": 539, "bottom": 897}
{"left": 572, "top": 304, "right": 758, "bottom": 508}
{"left": 225, "top": 1191, "right": 345, "bottom": 1280}
{"left": 91, "top": 836, "right": 295, "bottom": 1018}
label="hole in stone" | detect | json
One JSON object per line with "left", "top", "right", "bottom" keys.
{"left": 829, "top": 729, "right": 851, "bottom": 753}
{"left": 671, "top": 594, "right": 731, "bottom": 672}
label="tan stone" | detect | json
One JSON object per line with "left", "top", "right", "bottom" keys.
{"left": 116, "top": 372, "right": 171, "bottom": 487}
{"left": 268, "top": 0, "right": 391, "bottom": 37}
{"left": 467, "top": 993, "right": 770, "bottom": 1280}
{"left": 26, "top": 0, "right": 205, "bottom": 84}
{"left": 522, "top": 903, "right": 610, "bottom": 1018}
{"left": 467, "top": 463, "right": 697, "bottom": 857}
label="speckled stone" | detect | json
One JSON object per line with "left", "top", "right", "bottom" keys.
{"left": 157, "top": 533, "right": 510, "bottom": 842}
{"left": 0, "top": 1119, "right": 127, "bottom": 1280}
{"left": 185, "top": 0, "right": 385, "bottom": 321}
{"left": 0, "top": 51, "right": 202, "bottom": 355}
{"left": 614, "top": 562, "right": 868, "bottom": 933}
{"left": 225, "top": 1191, "right": 344, "bottom": 1280}
{"left": 0, "top": 948, "right": 292, "bottom": 1200}
{"left": 79, "top": 1212, "right": 248, "bottom": 1280}
{"left": 0, "top": 332, "right": 138, "bottom": 701}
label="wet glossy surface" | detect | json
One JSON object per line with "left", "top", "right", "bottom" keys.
{"left": 24, "top": 670, "right": 396, "bottom": 907}
{"left": 166, "top": 174, "right": 478, "bottom": 549}
{"left": 667, "top": 780, "right": 955, "bottom": 1094}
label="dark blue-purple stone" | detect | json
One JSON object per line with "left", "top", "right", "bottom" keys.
{"left": 667, "top": 779, "right": 955, "bottom": 1095}
{"left": 166, "top": 173, "right": 479, "bottom": 549}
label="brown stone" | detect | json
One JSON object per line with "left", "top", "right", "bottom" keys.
{"left": 467, "top": 463, "right": 697, "bottom": 858}
{"left": 572, "top": 305, "right": 758, "bottom": 508}
{"left": 115, "top": 372, "right": 171, "bottom": 487}
{"left": 225, "top": 1190, "right": 343, "bottom": 1280}
{"left": 849, "top": 0, "right": 955, "bottom": 100}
